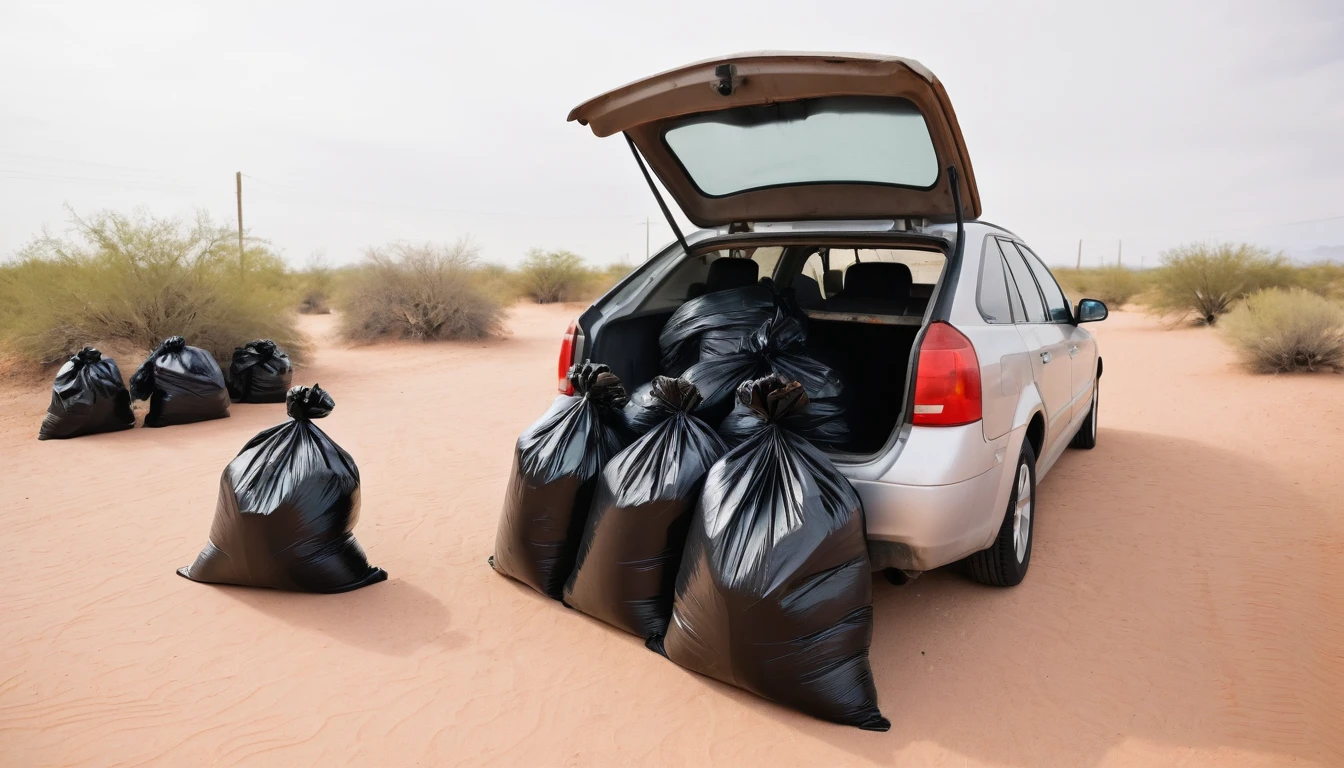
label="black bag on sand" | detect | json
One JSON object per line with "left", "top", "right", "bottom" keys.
{"left": 564, "top": 377, "right": 727, "bottom": 638}
{"left": 659, "top": 283, "right": 797, "bottom": 376}
{"left": 491, "top": 362, "right": 630, "bottom": 599}
{"left": 652, "top": 376, "right": 890, "bottom": 732}
{"left": 178, "top": 384, "right": 387, "bottom": 593}
{"left": 227, "top": 339, "right": 293, "bottom": 403}
{"left": 129, "top": 336, "right": 230, "bottom": 427}
{"left": 680, "top": 309, "right": 845, "bottom": 424}
{"left": 37, "top": 347, "right": 135, "bottom": 440}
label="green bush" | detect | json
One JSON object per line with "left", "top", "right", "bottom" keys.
{"left": 1148, "top": 242, "right": 1294, "bottom": 324}
{"left": 1293, "top": 262, "right": 1344, "bottom": 301}
{"left": 1054, "top": 266, "right": 1149, "bottom": 308}
{"left": 295, "top": 253, "right": 335, "bottom": 314}
{"left": 338, "top": 240, "right": 504, "bottom": 342}
{"left": 0, "top": 209, "right": 305, "bottom": 368}
{"left": 517, "top": 248, "right": 591, "bottom": 303}
{"left": 1221, "top": 288, "right": 1344, "bottom": 373}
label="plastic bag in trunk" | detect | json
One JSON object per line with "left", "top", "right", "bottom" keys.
{"left": 227, "top": 339, "right": 294, "bottom": 403}
{"left": 491, "top": 362, "right": 630, "bottom": 599}
{"left": 718, "top": 391, "right": 850, "bottom": 449}
{"left": 37, "top": 347, "right": 136, "bottom": 440}
{"left": 564, "top": 377, "right": 726, "bottom": 638}
{"left": 659, "top": 282, "right": 801, "bottom": 375}
{"left": 177, "top": 384, "right": 387, "bottom": 592}
{"left": 654, "top": 375, "right": 889, "bottom": 732}
{"left": 680, "top": 309, "right": 845, "bottom": 423}
{"left": 129, "top": 337, "right": 230, "bottom": 427}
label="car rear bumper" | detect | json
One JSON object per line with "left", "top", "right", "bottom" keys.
{"left": 848, "top": 423, "right": 1021, "bottom": 572}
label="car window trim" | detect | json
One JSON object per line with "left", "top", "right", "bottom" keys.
{"left": 1013, "top": 242, "right": 1075, "bottom": 324}
{"left": 995, "top": 238, "right": 1044, "bottom": 324}
{"left": 974, "top": 234, "right": 1016, "bottom": 324}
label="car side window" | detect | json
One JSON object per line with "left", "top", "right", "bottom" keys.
{"left": 998, "top": 239, "right": 1047, "bottom": 323}
{"left": 1014, "top": 243, "right": 1072, "bottom": 323}
{"left": 977, "top": 238, "right": 1015, "bottom": 323}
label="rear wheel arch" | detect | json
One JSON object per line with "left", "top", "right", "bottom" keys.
{"left": 1025, "top": 412, "right": 1045, "bottom": 460}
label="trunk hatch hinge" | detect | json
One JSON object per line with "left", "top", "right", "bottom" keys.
{"left": 624, "top": 133, "right": 691, "bottom": 256}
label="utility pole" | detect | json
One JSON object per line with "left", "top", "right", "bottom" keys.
{"left": 645, "top": 217, "right": 650, "bottom": 260}
{"left": 1076, "top": 239, "right": 1082, "bottom": 270}
{"left": 1117, "top": 239, "right": 1123, "bottom": 267}
{"left": 236, "top": 171, "right": 245, "bottom": 273}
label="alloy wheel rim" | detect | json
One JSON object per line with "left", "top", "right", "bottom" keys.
{"left": 1013, "top": 463, "right": 1032, "bottom": 562}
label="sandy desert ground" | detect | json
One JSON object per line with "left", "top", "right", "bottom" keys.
{"left": 1, "top": 305, "right": 1342, "bottom": 767}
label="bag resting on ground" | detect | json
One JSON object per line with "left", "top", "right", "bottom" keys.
{"left": 177, "top": 384, "right": 386, "bottom": 592}
{"left": 38, "top": 347, "right": 135, "bottom": 440}
{"left": 129, "top": 336, "right": 230, "bottom": 427}
{"left": 654, "top": 375, "right": 889, "bottom": 732}
{"left": 490, "top": 362, "right": 630, "bottom": 599}
{"left": 564, "top": 376, "right": 726, "bottom": 638}
{"left": 227, "top": 339, "right": 293, "bottom": 403}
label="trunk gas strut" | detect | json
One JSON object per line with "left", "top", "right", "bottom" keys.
{"left": 624, "top": 133, "right": 691, "bottom": 256}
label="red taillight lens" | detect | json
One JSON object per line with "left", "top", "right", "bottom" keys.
{"left": 557, "top": 319, "right": 578, "bottom": 394}
{"left": 912, "top": 322, "right": 982, "bottom": 427}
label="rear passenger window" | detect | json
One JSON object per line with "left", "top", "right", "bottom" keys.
{"left": 977, "top": 239, "right": 1014, "bottom": 323}
{"left": 1015, "top": 245, "right": 1073, "bottom": 323}
{"left": 998, "top": 240, "right": 1047, "bottom": 323}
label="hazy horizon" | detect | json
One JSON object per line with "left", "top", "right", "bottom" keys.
{"left": 2, "top": 0, "right": 1341, "bottom": 268}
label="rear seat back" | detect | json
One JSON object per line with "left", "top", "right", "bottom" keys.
{"left": 826, "top": 262, "right": 914, "bottom": 315}
{"left": 705, "top": 257, "right": 759, "bottom": 293}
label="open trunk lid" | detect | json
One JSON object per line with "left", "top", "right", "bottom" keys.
{"left": 569, "top": 51, "right": 981, "bottom": 228}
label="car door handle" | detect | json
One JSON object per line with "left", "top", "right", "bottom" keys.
{"left": 1068, "top": 345, "right": 1079, "bottom": 358}
{"left": 1040, "top": 351, "right": 1052, "bottom": 364}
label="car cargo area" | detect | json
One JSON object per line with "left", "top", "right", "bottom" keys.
{"left": 590, "top": 244, "right": 945, "bottom": 457}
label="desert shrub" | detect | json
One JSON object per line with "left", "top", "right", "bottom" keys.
{"left": 0, "top": 209, "right": 305, "bottom": 368}
{"left": 517, "top": 248, "right": 590, "bottom": 303}
{"left": 472, "top": 262, "right": 525, "bottom": 304}
{"left": 1293, "top": 262, "right": 1344, "bottom": 301}
{"left": 1221, "top": 288, "right": 1344, "bottom": 373}
{"left": 587, "top": 261, "right": 634, "bottom": 298}
{"left": 338, "top": 240, "right": 503, "bottom": 342}
{"left": 1054, "top": 266, "right": 1149, "bottom": 308}
{"left": 1148, "top": 242, "right": 1294, "bottom": 324}
{"left": 295, "top": 253, "right": 335, "bottom": 314}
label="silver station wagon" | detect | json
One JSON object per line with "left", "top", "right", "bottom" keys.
{"left": 559, "top": 52, "right": 1107, "bottom": 587}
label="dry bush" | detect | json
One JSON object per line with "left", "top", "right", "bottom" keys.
{"left": 1221, "top": 288, "right": 1344, "bottom": 373}
{"left": 1148, "top": 242, "right": 1294, "bottom": 325}
{"left": 517, "top": 248, "right": 591, "bottom": 303}
{"left": 295, "top": 252, "right": 335, "bottom": 314}
{"left": 0, "top": 208, "right": 306, "bottom": 368}
{"left": 338, "top": 240, "right": 503, "bottom": 342}
{"left": 1293, "top": 262, "right": 1344, "bottom": 301}
{"left": 472, "top": 262, "right": 525, "bottom": 304}
{"left": 1054, "top": 266, "right": 1150, "bottom": 308}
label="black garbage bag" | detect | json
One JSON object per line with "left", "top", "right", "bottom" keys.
{"left": 37, "top": 347, "right": 136, "bottom": 440}
{"left": 491, "top": 362, "right": 630, "bottom": 599}
{"left": 227, "top": 339, "right": 293, "bottom": 403}
{"left": 128, "top": 337, "right": 230, "bottom": 427}
{"left": 659, "top": 282, "right": 802, "bottom": 375}
{"left": 654, "top": 375, "right": 889, "bottom": 732}
{"left": 177, "top": 384, "right": 387, "bottom": 593}
{"left": 564, "top": 377, "right": 726, "bottom": 638}
{"left": 680, "top": 309, "right": 845, "bottom": 424}
{"left": 718, "top": 390, "right": 850, "bottom": 449}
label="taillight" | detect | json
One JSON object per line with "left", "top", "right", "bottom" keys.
{"left": 912, "top": 322, "right": 982, "bottom": 427}
{"left": 557, "top": 319, "right": 579, "bottom": 394}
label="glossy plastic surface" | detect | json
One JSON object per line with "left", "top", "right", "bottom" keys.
{"left": 128, "top": 337, "right": 230, "bottom": 427}
{"left": 491, "top": 362, "right": 630, "bottom": 599}
{"left": 680, "top": 309, "right": 845, "bottom": 422}
{"left": 655, "top": 376, "right": 889, "bottom": 731}
{"left": 227, "top": 339, "right": 294, "bottom": 403}
{"left": 564, "top": 377, "right": 726, "bottom": 638}
{"left": 37, "top": 347, "right": 135, "bottom": 440}
{"left": 658, "top": 282, "right": 796, "bottom": 375}
{"left": 177, "top": 384, "right": 387, "bottom": 592}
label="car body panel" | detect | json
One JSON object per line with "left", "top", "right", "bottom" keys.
{"left": 568, "top": 52, "right": 981, "bottom": 227}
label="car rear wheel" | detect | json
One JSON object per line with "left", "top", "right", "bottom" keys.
{"left": 1069, "top": 382, "right": 1098, "bottom": 450}
{"left": 966, "top": 441, "right": 1035, "bottom": 587}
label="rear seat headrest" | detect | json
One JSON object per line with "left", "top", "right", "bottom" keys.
{"left": 705, "top": 257, "right": 759, "bottom": 293}
{"left": 843, "top": 262, "right": 913, "bottom": 300}
{"left": 822, "top": 269, "right": 844, "bottom": 297}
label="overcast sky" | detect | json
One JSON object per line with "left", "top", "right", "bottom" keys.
{"left": 1, "top": 0, "right": 1341, "bottom": 267}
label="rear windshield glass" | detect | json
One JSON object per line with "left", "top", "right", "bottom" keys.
{"left": 663, "top": 96, "right": 940, "bottom": 196}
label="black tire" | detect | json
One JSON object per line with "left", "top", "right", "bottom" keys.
{"left": 1069, "top": 381, "right": 1098, "bottom": 450}
{"left": 966, "top": 441, "right": 1036, "bottom": 587}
